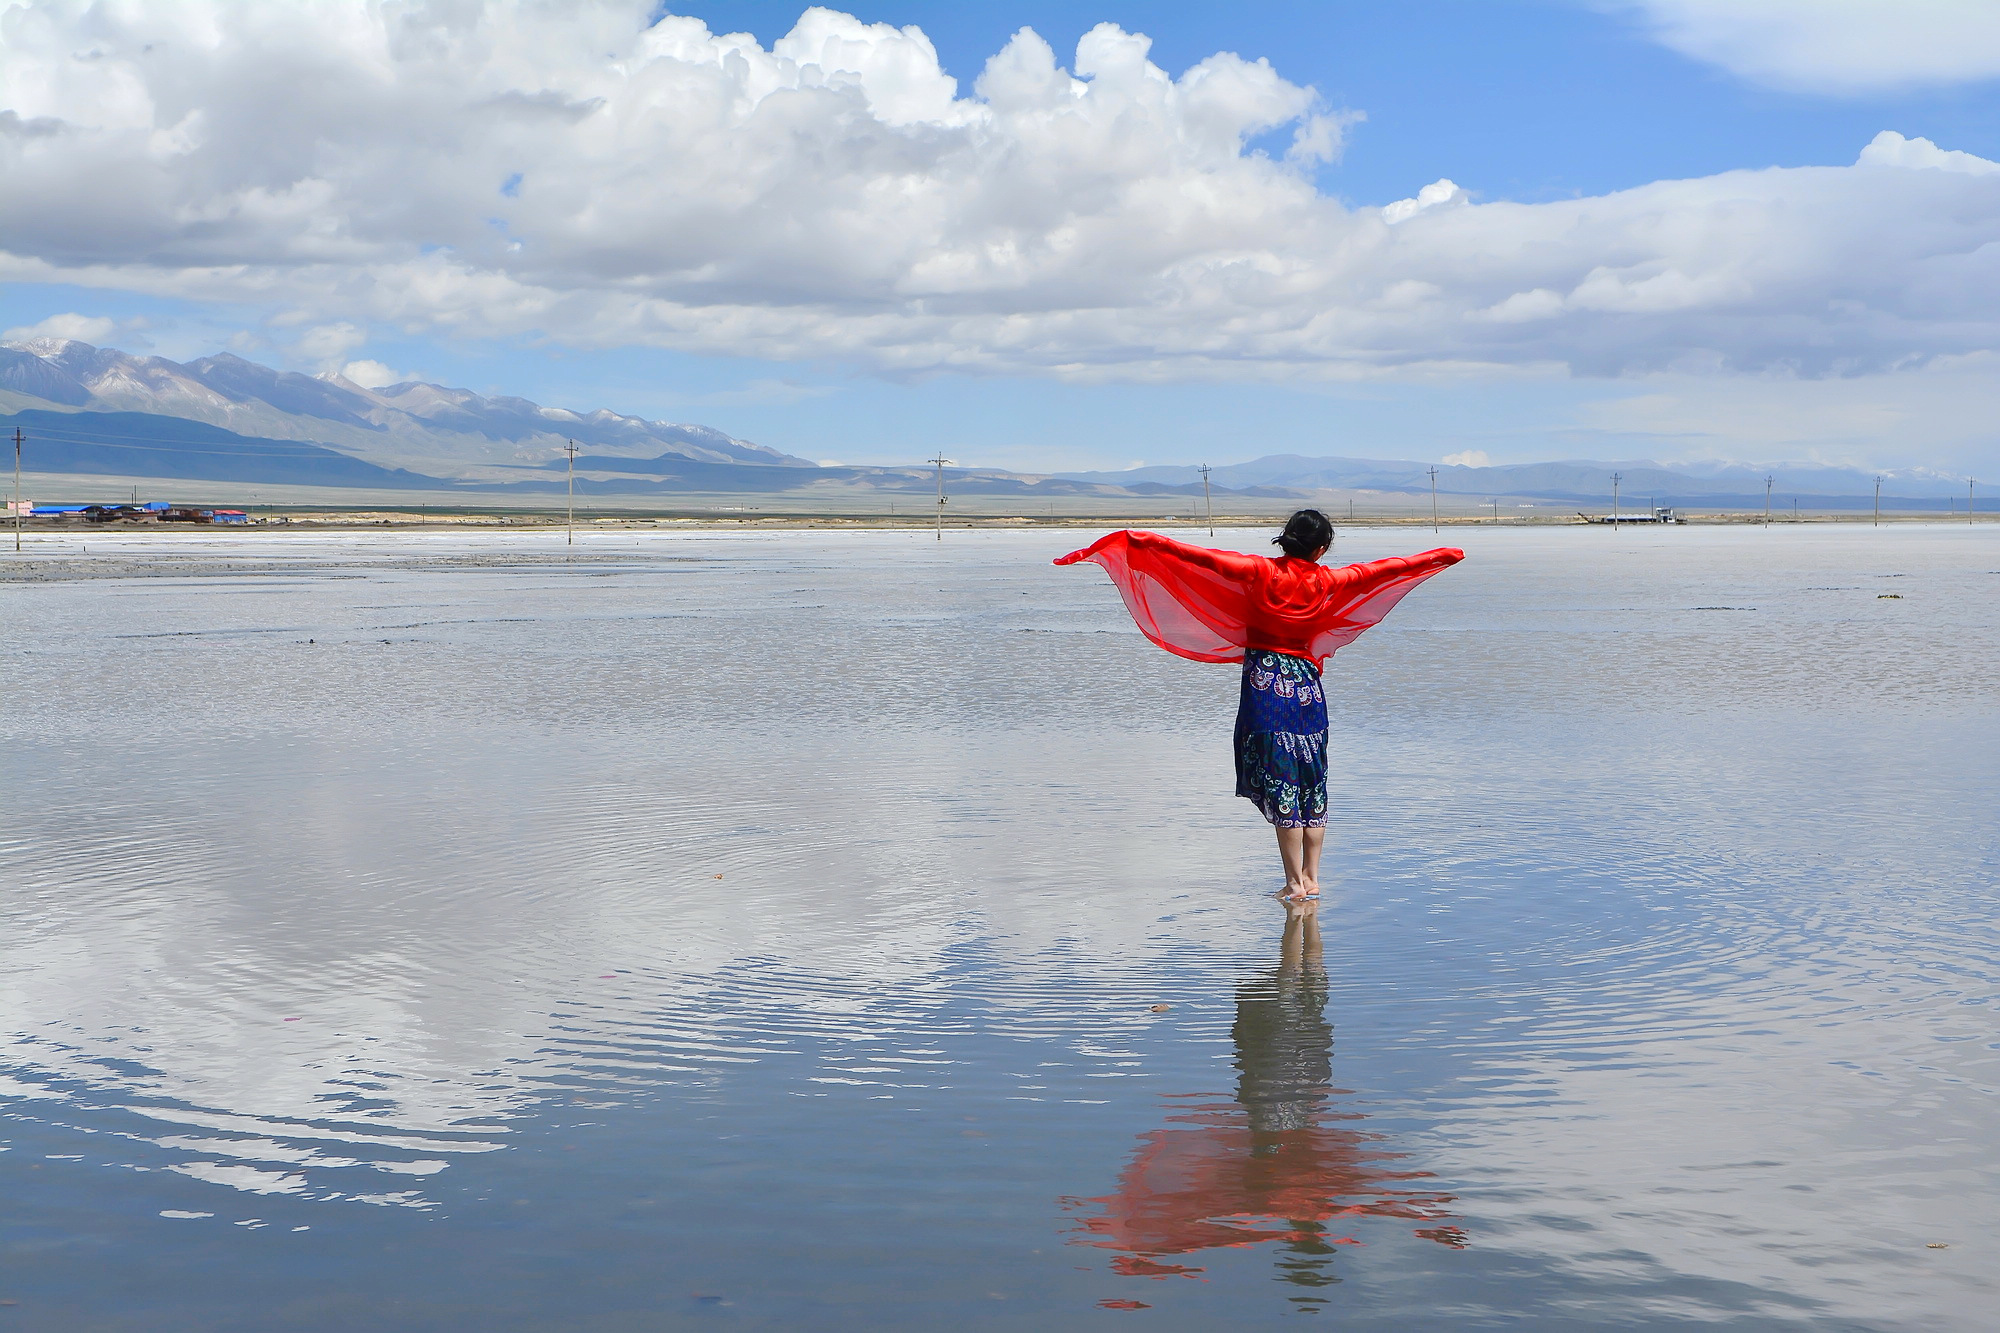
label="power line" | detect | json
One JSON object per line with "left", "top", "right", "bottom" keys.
{"left": 0, "top": 427, "right": 351, "bottom": 458}
{"left": 929, "top": 455, "right": 952, "bottom": 541}
{"left": 0, "top": 418, "right": 308, "bottom": 445}
{"left": 564, "top": 439, "right": 580, "bottom": 546}
{"left": 0, "top": 417, "right": 285, "bottom": 444}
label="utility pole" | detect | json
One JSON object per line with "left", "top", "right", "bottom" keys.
{"left": 1197, "top": 464, "right": 1214, "bottom": 537}
{"left": 929, "top": 455, "right": 951, "bottom": 541}
{"left": 563, "top": 439, "right": 580, "bottom": 545}
{"left": 1874, "top": 476, "right": 1881, "bottom": 527}
{"left": 1611, "top": 472, "right": 1622, "bottom": 529}
{"left": 1764, "top": 475, "right": 1773, "bottom": 527}
{"left": 12, "top": 427, "right": 22, "bottom": 553}
{"left": 1427, "top": 466, "right": 1439, "bottom": 533}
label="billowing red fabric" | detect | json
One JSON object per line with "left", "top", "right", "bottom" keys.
{"left": 1054, "top": 531, "right": 1465, "bottom": 668}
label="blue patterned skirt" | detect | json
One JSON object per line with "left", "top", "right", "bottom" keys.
{"left": 1234, "top": 650, "right": 1328, "bottom": 829}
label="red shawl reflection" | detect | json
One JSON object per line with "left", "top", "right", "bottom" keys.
{"left": 1065, "top": 903, "right": 1464, "bottom": 1298}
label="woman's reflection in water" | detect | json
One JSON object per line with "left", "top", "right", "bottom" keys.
{"left": 1068, "top": 901, "right": 1464, "bottom": 1309}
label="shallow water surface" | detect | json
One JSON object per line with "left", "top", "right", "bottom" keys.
{"left": 2, "top": 524, "right": 1996, "bottom": 1329}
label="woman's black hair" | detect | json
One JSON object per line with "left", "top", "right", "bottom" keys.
{"left": 1272, "top": 509, "right": 1334, "bottom": 559}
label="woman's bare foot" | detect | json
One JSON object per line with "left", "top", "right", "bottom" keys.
{"left": 1274, "top": 825, "right": 1309, "bottom": 900}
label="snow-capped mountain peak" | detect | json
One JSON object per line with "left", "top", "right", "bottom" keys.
{"left": 0, "top": 340, "right": 812, "bottom": 473}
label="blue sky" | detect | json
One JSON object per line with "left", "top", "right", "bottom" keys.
{"left": 687, "top": 0, "right": 2000, "bottom": 201}
{"left": 4, "top": 1, "right": 1999, "bottom": 474}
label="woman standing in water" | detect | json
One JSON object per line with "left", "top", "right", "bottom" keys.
{"left": 1056, "top": 511, "right": 1462, "bottom": 900}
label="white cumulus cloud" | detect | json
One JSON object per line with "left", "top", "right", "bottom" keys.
{"left": 1, "top": 2, "right": 1998, "bottom": 387}
{"left": 291, "top": 322, "right": 369, "bottom": 370}
{"left": 1383, "top": 179, "right": 1467, "bottom": 224}
{"left": 1611, "top": 0, "right": 2000, "bottom": 93}
{"left": 1856, "top": 129, "right": 2000, "bottom": 175}
{"left": 2, "top": 312, "right": 149, "bottom": 345}
{"left": 338, "top": 359, "right": 405, "bottom": 389}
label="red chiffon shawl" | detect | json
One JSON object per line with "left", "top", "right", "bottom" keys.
{"left": 1054, "top": 531, "right": 1464, "bottom": 668}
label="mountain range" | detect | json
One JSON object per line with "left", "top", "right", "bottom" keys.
{"left": 0, "top": 339, "right": 1973, "bottom": 505}
{"left": 1058, "top": 454, "right": 1973, "bottom": 503}
{"left": 0, "top": 339, "right": 1206, "bottom": 499}
{"left": 0, "top": 338, "right": 805, "bottom": 474}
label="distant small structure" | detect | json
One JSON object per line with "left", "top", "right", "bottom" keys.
{"left": 35, "top": 501, "right": 174, "bottom": 520}
{"left": 1580, "top": 506, "right": 1685, "bottom": 525}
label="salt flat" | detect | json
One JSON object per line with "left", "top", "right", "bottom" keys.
{"left": 3, "top": 523, "right": 1995, "bottom": 1330}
